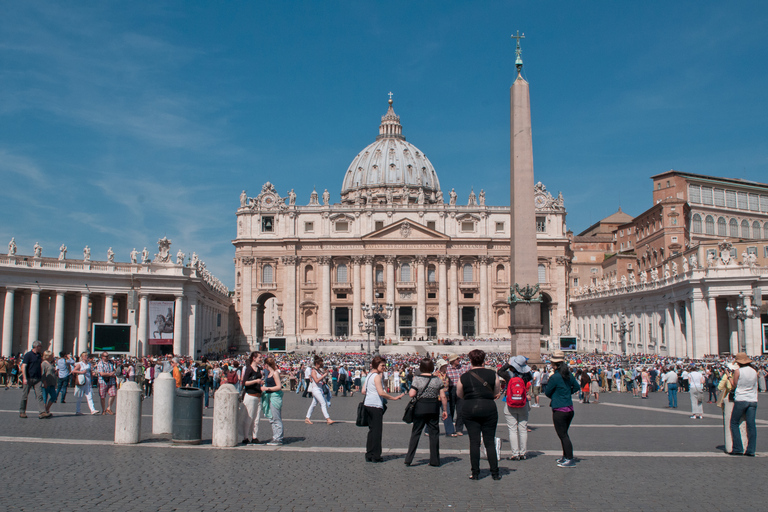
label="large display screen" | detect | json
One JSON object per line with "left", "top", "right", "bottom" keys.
{"left": 559, "top": 336, "right": 577, "bottom": 352}
{"left": 92, "top": 323, "right": 132, "bottom": 354}
{"left": 268, "top": 337, "right": 287, "bottom": 352}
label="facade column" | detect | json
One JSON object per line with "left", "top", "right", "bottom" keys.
{"left": 479, "top": 256, "right": 489, "bottom": 336}
{"left": 2, "top": 288, "right": 15, "bottom": 357}
{"left": 415, "top": 255, "right": 426, "bottom": 337}
{"left": 663, "top": 303, "right": 673, "bottom": 357}
{"left": 78, "top": 293, "right": 90, "bottom": 355}
{"left": 189, "top": 298, "right": 198, "bottom": 357}
{"left": 363, "top": 256, "right": 374, "bottom": 306}
{"left": 173, "top": 295, "right": 184, "bottom": 356}
{"left": 437, "top": 256, "right": 448, "bottom": 338}
{"left": 240, "top": 257, "right": 255, "bottom": 346}
{"left": 281, "top": 255, "right": 298, "bottom": 341}
{"left": 137, "top": 294, "right": 147, "bottom": 357}
{"left": 352, "top": 256, "right": 361, "bottom": 337}
{"left": 448, "top": 256, "right": 460, "bottom": 337}
{"left": 707, "top": 295, "right": 718, "bottom": 356}
{"left": 52, "top": 291, "right": 65, "bottom": 356}
{"left": 104, "top": 295, "right": 114, "bottom": 323}
{"left": 684, "top": 300, "right": 693, "bottom": 358}
{"left": 385, "top": 255, "right": 396, "bottom": 338}
{"left": 28, "top": 289, "right": 40, "bottom": 348}
{"left": 319, "top": 256, "right": 331, "bottom": 338}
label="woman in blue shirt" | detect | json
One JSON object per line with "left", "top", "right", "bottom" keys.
{"left": 544, "top": 351, "right": 580, "bottom": 468}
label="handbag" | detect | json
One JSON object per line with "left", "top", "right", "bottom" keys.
{"left": 403, "top": 375, "right": 433, "bottom": 424}
{"left": 356, "top": 401, "right": 369, "bottom": 427}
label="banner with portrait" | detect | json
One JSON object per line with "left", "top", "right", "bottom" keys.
{"left": 149, "top": 300, "right": 175, "bottom": 345}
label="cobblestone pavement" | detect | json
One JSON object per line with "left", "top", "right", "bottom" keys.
{"left": 1, "top": 385, "right": 766, "bottom": 511}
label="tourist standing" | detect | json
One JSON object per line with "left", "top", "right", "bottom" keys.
{"left": 305, "top": 356, "right": 335, "bottom": 425}
{"left": 663, "top": 366, "right": 679, "bottom": 408}
{"left": 457, "top": 349, "right": 502, "bottom": 480}
{"left": 261, "top": 356, "right": 284, "bottom": 446}
{"left": 41, "top": 351, "right": 57, "bottom": 416}
{"left": 435, "top": 359, "right": 456, "bottom": 436}
{"left": 73, "top": 352, "right": 98, "bottom": 415}
{"left": 19, "top": 340, "right": 48, "bottom": 419}
{"left": 239, "top": 352, "right": 264, "bottom": 445}
{"left": 545, "top": 350, "right": 581, "bottom": 468}
{"left": 498, "top": 355, "right": 533, "bottom": 460}
{"left": 729, "top": 353, "right": 758, "bottom": 456}
{"left": 446, "top": 354, "right": 468, "bottom": 435}
{"left": 688, "top": 364, "right": 705, "bottom": 419}
{"left": 362, "top": 355, "right": 404, "bottom": 462}
{"left": 97, "top": 352, "right": 117, "bottom": 415}
{"left": 404, "top": 358, "right": 448, "bottom": 467}
{"left": 55, "top": 352, "right": 73, "bottom": 403}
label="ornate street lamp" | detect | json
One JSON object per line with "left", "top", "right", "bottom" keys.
{"left": 726, "top": 291, "right": 760, "bottom": 353}
{"left": 613, "top": 313, "right": 634, "bottom": 355}
{"left": 361, "top": 302, "right": 394, "bottom": 356}
{"left": 358, "top": 320, "right": 375, "bottom": 355}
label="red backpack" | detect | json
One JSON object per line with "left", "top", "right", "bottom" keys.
{"left": 506, "top": 376, "right": 527, "bottom": 408}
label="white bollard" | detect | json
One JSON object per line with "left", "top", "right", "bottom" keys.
{"left": 152, "top": 372, "right": 176, "bottom": 435}
{"left": 722, "top": 401, "right": 748, "bottom": 453}
{"left": 212, "top": 384, "right": 240, "bottom": 447}
{"left": 115, "top": 381, "right": 142, "bottom": 444}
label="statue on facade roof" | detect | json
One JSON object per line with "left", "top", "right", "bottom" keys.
{"left": 435, "top": 190, "right": 443, "bottom": 204}
{"left": 33, "top": 242, "right": 42, "bottom": 258}
{"left": 386, "top": 188, "right": 393, "bottom": 205}
{"left": 58, "top": 244, "right": 67, "bottom": 261}
{"left": 107, "top": 247, "right": 115, "bottom": 263}
{"left": 479, "top": 189, "right": 485, "bottom": 206}
{"left": 288, "top": 189, "right": 296, "bottom": 206}
{"left": 322, "top": 189, "right": 330, "bottom": 206}
{"left": 690, "top": 254, "right": 698, "bottom": 269}
{"left": 240, "top": 190, "right": 247, "bottom": 208}
{"left": 141, "top": 247, "right": 150, "bottom": 264}
{"left": 83, "top": 246, "right": 91, "bottom": 262}
{"left": 191, "top": 252, "right": 199, "bottom": 269}
{"left": 449, "top": 188, "right": 457, "bottom": 205}
{"left": 468, "top": 188, "right": 477, "bottom": 206}
{"left": 130, "top": 248, "right": 138, "bottom": 264}
{"left": 176, "top": 249, "right": 185, "bottom": 265}
{"left": 8, "top": 238, "right": 16, "bottom": 256}
{"left": 417, "top": 187, "right": 425, "bottom": 205}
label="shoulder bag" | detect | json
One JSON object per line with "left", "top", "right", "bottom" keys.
{"left": 403, "top": 375, "right": 433, "bottom": 424}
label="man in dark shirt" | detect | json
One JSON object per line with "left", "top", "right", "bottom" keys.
{"left": 19, "top": 340, "right": 49, "bottom": 419}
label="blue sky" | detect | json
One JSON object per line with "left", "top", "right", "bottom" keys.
{"left": 2, "top": 1, "right": 767, "bottom": 288}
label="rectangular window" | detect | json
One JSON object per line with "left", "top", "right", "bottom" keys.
{"left": 427, "top": 221, "right": 436, "bottom": 230}
{"left": 304, "top": 221, "right": 314, "bottom": 233}
{"left": 738, "top": 192, "right": 748, "bottom": 210}
{"left": 463, "top": 293, "right": 474, "bottom": 299}
{"left": 764, "top": 246, "right": 768, "bottom": 258}
{"left": 375, "top": 291, "right": 384, "bottom": 299}
{"left": 761, "top": 195, "right": 768, "bottom": 213}
{"left": 688, "top": 184, "right": 701, "bottom": 203}
{"left": 671, "top": 236, "right": 678, "bottom": 242}
{"left": 701, "top": 187, "right": 713, "bottom": 205}
{"left": 573, "top": 277, "right": 579, "bottom": 287}
{"left": 217, "top": 313, "right": 221, "bottom": 327}
{"left": 427, "top": 292, "right": 436, "bottom": 299}
{"left": 375, "top": 268, "right": 384, "bottom": 282}
{"left": 714, "top": 188, "right": 725, "bottom": 207}
{"left": 375, "top": 221, "right": 384, "bottom": 230}
{"left": 337, "top": 264, "right": 348, "bottom": 283}
{"left": 262, "top": 216, "right": 274, "bottom": 232}
{"left": 336, "top": 293, "right": 347, "bottom": 299}
{"left": 749, "top": 193, "right": 760, "bottom": 211}
{"left": 536, "top": 217, "right": 546, "bottom": 233}
{"left": 726, "top": 190, "right": 737, "bottom": 208}
{"left": 461, "top": 221, "right": 474, "bottom": 232}
{"left": 427, "top": 267, "right": 436, "bottom": 282}
{"left": 747, "top": 246, "right": 757, "bottom": 255}
{"left": 495, "top": 221, "right": 504, "bottom": 232}
{"left": 336, "top": 221, "right": 349, "bottom": 232}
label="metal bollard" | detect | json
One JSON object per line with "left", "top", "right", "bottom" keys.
{"left": 114, "top": 381, "right": 143, "bottom": 444}
{"left": 212, "top": 384, "right": 240, "bottom": 447}
{"left": 152, "top": 372, "right": 176, "bottom": 435}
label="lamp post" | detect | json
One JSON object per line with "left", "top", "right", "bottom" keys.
{"left": 726, "top": 291, "right": 760, "bottom": 353}
{"left": 613, "top": 313, "right": 634, "bottom": 356}
{"left": 358, "top": 320, "right": 375, "bottom": 355}
{"left": 361, "top": 302, "right": 394, "bottom": 356}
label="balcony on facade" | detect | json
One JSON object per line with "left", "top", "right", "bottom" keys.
{"left": 332, "top": 280, "right": 352, "bottom": 291}
{"left": 258, "top": 282, "right": 277, "bottom": 290}
{"left": 459, "top": 281, "right": 479, "bottom": 290}
{"left": 396, "top": 280, "right": 416, "bottom": 290}
{"left": 426, "top": 281, "right": 438, "bottom": 291}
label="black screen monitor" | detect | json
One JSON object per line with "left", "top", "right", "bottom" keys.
{"left": 92, "top": 323, "right": 132, "bottom": 354}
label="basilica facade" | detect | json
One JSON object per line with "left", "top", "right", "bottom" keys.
{"left": 233, "top": 99, "right": 570, "bottom": 351}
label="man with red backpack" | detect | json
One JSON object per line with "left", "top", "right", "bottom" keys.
{"left": 497, "top": 355, "right": 533, "bottom": 460}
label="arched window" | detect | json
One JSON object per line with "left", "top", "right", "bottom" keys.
{"left": 427, "top": 265, "right": 436, "bottom": 282}
{"left": 691, "top": 214, "right": 702, "bottom": 233}
{"left": 375, "top": 265, "right": 384, "bottom": 283}
{"left": 704, "top": 215, "right": 714, "bottom": 235}
{"left": 741, "top": 219, "right": 750, "bottom": 238}
{"left": 462, "top": 263, "right": 473, "bottom": 282}
{"left": 401, "top": 262, "right": 411, "bottom": 282}
{"left": 263, "top": 264, "right": 273, "bottom": 284}
{"left": 729, "top": 218, "right": 739, "bottom": 237}
{"left": 304, "top": 265, "right": 314, "bottom": 284}
{"left": 496, "top": 264, "right": 505, "bottom": 283}
{"left": 538, "top": 264, "right": 547, "bottom": 284}
{"left": 753, "top": 221, "right": 761, "bottom": 239}
{"left": 336, "top": 263, "right": 347, "bottom": 283}
{"left": 717, "top": 217, "right": 727, "bottom": 236}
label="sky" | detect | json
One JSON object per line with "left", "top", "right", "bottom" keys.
{"left": 2, "top": 1, "right": 767, "bottom": 289}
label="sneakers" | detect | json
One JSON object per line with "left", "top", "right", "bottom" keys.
{"left": 556, "top": 456, "right": 566, "bottom": 464}
{"left": 266, "top": 441, "right": 283, "bottom": 446}
{"left": 557, "top": 458, "right": 576, "bottom": 468}
{"left": 39, "top": 412, "right": 52, "bottom": 419}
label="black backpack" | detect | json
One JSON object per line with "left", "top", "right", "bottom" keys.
{"left": 196, "top": 366, "right": 208, "bottom": 384}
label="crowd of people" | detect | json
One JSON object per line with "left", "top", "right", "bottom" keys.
{"left": 7, "top": 344, "right": 765, "bottom": 477}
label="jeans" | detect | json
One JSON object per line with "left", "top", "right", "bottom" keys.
{"left": 667, "top": 383, "right": 678, "bottom": 408}
{"left": 365, "top": 406, "right": 384, "bottom": 461}
{"left": 199, "top": 381, "right": 210, "bottom": 407}
{"left": 449, "top": 386, "right": 464, "bottom": 433}
{"left": 552, "top": 409, "right": 575, "bottom": 460}
{"left": 504, "top": 405, "right": 529, "bottom": 457}
{"left": 730, "top": 401, "right": 757, "bottom": 455}
{"left": 42, "top": 386, "right": 56, "bottom": 404}
{"left": 56, "top": 375, "right": 70, "bottom": 402}
{"left": 144, "top": 379, "right": 153, "bottom": 397}
{"left": 441, "top": 401, "right": 455, "bottom": 435}
{"left": 268, "top": 402, "right": 284, "bottom": 443}
{"left": 20, "top": 379, "right": 46, "bottom": 415}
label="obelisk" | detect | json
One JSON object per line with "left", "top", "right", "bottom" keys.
{"left": 508, "top": 32, "right": 542, "bottom": 362}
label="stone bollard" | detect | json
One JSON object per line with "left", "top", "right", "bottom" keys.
{"left": 115, "top": 381, "right": 142, "bottom": 444}
{"left": 722, "top": 400, "right": 747, "bottom": 453}
{"left": 152, "top": 372, "right": 176, "bottom": 435}
{"left": 212, "top": 384, "right": 240, "bottom": 447}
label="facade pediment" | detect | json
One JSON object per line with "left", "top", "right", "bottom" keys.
{"left": 361, "top": 219, "right": 450, "bottom": 241}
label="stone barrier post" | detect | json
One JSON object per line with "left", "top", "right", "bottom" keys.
{"left": 722, "top": 400, "right": 747, "bottom": 453}
{"left": 114, "top": 381, "right": 142, "bottom": 444}
{"left": 212, "top": 384, "right": 239, "bottom": 447}
{"left": 152, "top": 372, "right": 176, "bottom": 435}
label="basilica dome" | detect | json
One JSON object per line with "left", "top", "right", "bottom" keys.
{"left": 340, "top": 99, "right": 441, "bottom": 205}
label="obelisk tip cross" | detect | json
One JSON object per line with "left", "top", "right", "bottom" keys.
{"left": 511, "top": 31, "right": 525, "bottom": 75}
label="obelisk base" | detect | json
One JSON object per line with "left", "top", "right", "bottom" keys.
{"left": 509, "top": 302, "right": 542, "bottom": 364}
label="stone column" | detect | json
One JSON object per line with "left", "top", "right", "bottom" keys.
{"left": 385, "top": 256, "right": 396, "bottom": 338}
{"left": 281, "top": 255, "right": 298, "bottom": 341}
{"left": 352, "top": 256, "right": 361, "bottom": 337}
{"left": 137, "top": 294, "right": 148, "bottom": 357}
{"left": 684, "top": 300, "right": 693, "bottom": 359}
{"left": 189, "top": 299, "right": 198, "bottom": 358}
{"left": 479, "top": 256, "right": 489, "bottom": 336}
{"left": 448, "top": 256, "right": 460, "bottom": 337}
{"left": 78, "top": 293, "right": 90, "bottom": 355}
{"left": 53, "top": 291, "right": 65, "bottom": 356}
{"left": 664, "top": 303, "right": 674, "bottom": 357}
{"left": 363, "top": 256, "right": 373, "bottom": 306}
{"left": 415, "top": 255, "right": 426, "bottom": 337}
{"left": 437, "top": 256, "right": 448, "bottom": 338}
{"left": 28, "top": 289, "right": 40, "bottom": 348}
{"left": 240, "top": 256, "right": 254, "bottom": 345}
{"left": 319, "top": 256, "right": 331, "bottom": 338}
{"left": 2, "top": 288, "right": 15, "bottom": 357}
{"left": 104, "top": 295, "right": 114, "bottom": 323}
{"left": 173, "top": 295, "right": 184, "bottom": 356}
{"left": 707, "top": 295, "right": 718, "bottom": 356}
